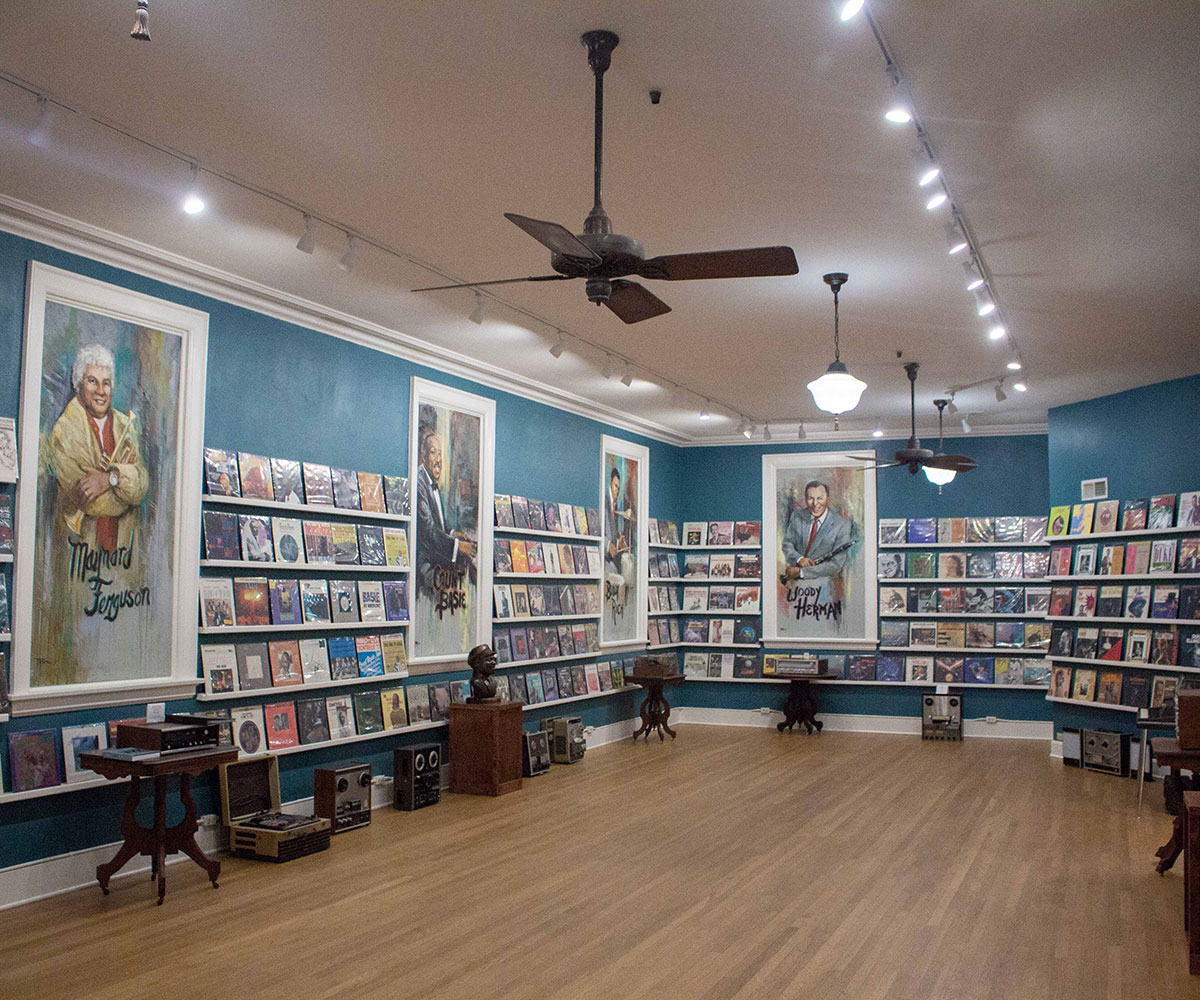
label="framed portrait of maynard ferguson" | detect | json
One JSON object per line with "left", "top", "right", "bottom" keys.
{"left": 12, "top": 263, "right": 208, "bottom": 714}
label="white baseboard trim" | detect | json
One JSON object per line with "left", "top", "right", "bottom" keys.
{"left": 584, "top": 717, "right": 641, "bottom": 747}
{"left": 670, "top": 706, "right": 1052, "bottom": 741}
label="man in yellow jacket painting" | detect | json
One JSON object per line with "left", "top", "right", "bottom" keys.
{"left": 47, "top": 343, "right": 148, "bottom": 554}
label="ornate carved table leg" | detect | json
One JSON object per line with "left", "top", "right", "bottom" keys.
{"left": 171, "top": 773, "right": 220, "bottom": 889}
{"left": 633, "top": 690, "right": 654, "bottom": 740}
{"left": 153, "top": 776, "right": 168, "bottom": 905}
{"left": 97, "top": 775, "right": 142, "bottom": 895}
{"left": 658, "top": 689, "right": 676, "bottom": 740}
{"left": 1157, "top": 767, "right": 1185, "bottom": 874}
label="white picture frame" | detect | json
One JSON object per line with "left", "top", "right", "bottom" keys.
{"left": 408, "top": 377, "right": 495, "bottom": 669}
{"left": 60, "top": 722, "right": 108, "bottom": 783}
{"left": 12, "top": 263, "right": 208, "bottom": 714}
{"left": 762, "top": 450, "right": 878, "bottom": 648}
{"left": 599, "top": 434, "right": 649, "bottom": 649}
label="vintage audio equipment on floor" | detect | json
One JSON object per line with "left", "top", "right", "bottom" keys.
{"left": 522, "top": 731, "right": 551, "bottom": 776}
{"left": 551, "top": 716, "right": 586, "bottom": 763}
{"left": 219, "top": 756, "right": 331, "bottom": 862}
{"left": 314, "top": 762, "right": 372, "bottom": 832}
{"left": 1082, "top": 729, "right": 1131, "bottom": 777}
{"left": 394, "top": 743, "right": 442, "bottom": 810}
{"left": 117, "top": 714, "right": 221, "bottom": 753}
{"left": 921, "top": 694, "right": 962, "bottom": 741}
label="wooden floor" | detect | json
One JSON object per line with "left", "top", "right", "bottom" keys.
{"left": 0, "top": 727, "right": 1196, "bottom": 999}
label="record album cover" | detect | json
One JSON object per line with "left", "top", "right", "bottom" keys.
{"left": 301, "top": 463, "right": 334, "bottom": 505}
{"left": 330, "top": 468, "right": 362, "bottom": 510}
{"left": 204, "top": 448, "right": 240, "bottom": 496}
{"left": 296, "top": 697, "right": 331, "bottom": 744}
{"left": 383, "top": 475, "right": 410, "bottom": 516}
{"left": 202, "top": 510, "right": 240, "bottom": 561}
{"left": 357, "top": 472, "right": 386, "bottom": 513}
{"left": 237, "top": 453, "right": 273, "bottom": 500}
{"left": 233, "top": 577, "right": 270, "bottom": 626}
{"left": 272, "top": 517, "right": 305, "bottom": 564}
{"left": 238, "top": 514, "right": 274, "bottom": 562}
{"left": 270, "top": 458, "right": 304, "bottom": 504}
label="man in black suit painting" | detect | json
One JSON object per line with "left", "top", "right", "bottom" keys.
{"left": 416, "top": 428, "right": 477, "bottom": 596}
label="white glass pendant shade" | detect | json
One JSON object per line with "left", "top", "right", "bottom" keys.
{"left": 923, "top": 465, "right": 956, "bottom": 486}
{"left": 807, "top": 360, "right": 867, "bottom": 415}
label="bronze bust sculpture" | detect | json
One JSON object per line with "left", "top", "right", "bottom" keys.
{"left": 467, "top": 643, "right": 500, "bottom": 703}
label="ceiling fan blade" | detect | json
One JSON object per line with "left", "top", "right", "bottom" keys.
{"left": 504, "top": 213, "right": 601, "bottom": 262}
{"left": 604, "top": 280, "right": 672, "bottom": 324}
{"left": 637, "top": 246, "right": 799, "bottom": 281}
{"left": 925, "top": 454, "right": 978, "bottom": 472}
{"left": 410, "top": 275, "right": 574, "bottom": 292}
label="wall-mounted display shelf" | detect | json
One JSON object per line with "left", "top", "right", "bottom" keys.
{"left": 878, "top": 645, "right": 1048, "bottom": 656}
{"left": 493, "top": 572, "right": 597, "bottom": 581}
{"left": 203, "top": 493, "right": 413, "bottom": 524}
{"left": 879, "top": 541, "right": 1049, "bottom": 550}
{"left": 1045, "top": 695, "right": 1139, "bottom": 714}
{"left": 657, "top": 576, "right": 761, "bottom": 584}
{"left": 1047, "top": 573, "right": 1200, "bottom": 583}
{"left": 1047, "top": 615, "right": 1200, "bottom": 626}
{"left": 523, "top": 685, "right": 636, "bottom": 711}
{"left": 198, "top": 620, "right": 407, "bottom": 635}
{"left": 1046, "top": 655, "right": 1200, "bottom": 675}
{"left": 1055, "top": 525, "right": 1200, "bottom": 542}
{"left": 200, "top": 559, "right": 408, "bottom": 574}
{"left": 650, "top": 642, "right": 760, "bottom": 651}
{"left": 499, "top": 651, "right": 600, "bottom": 669}
{"left": 495, "top": 525, "right": 596, "bottom": 543}
{"left": 492, "top": 613, "right": 601, "bottom": 625}
{"left": 0, "top": 554, "right": 12, "bottom": 564}
{"left": 685, "top": 676, "right": 1049, "bottom": 691}
{"left": 0, "top": 632, "right": 10, "bottom": 643}
{"left": 882, "top": 577, "right": 1044, "bottom": 585}
{"left": 674, "top": 544, "right": 760, "bottom": 551}
{"left": 881, "top": 612, "right": 1037, "bottom": 620}
{"left": 197, "top": 671, "right": 407, "bottom": 702}
{"left": 0, "top": 774, "right": 132, "bottom": 805}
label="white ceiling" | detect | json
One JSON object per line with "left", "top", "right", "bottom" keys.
{"left": 0, "top": 1, "right": 1197, "bottom": 443}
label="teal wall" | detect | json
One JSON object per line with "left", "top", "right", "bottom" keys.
{"left": 672, "top": 432, "right": 1052, "bottom": 720}
{"left": 0, "top": 229, "right": 667, "bottom": 867}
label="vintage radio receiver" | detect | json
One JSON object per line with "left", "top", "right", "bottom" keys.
{"left": 117, "top": 714, "right": 221, "bottom": 753}
{"left": 1082, "top": 729, "right": 1131, "bottom": 777}
{"left": 921, "top": 694, "right": 962, "bottom": 742}
{"left": 314, "top": 762, "right": 372, "bottom": 833}
{"left": 394, "top": 743, "right": 442, "bottom": 811}
{"left": 552, "top": 716, "right": 586, "bottom": 764}
{"left": 771, "top": 655, "right": 828, "bottom": 677}
{"left": 219, "top": 756, "right": 330, "bottom": 863}
{"left": 522, "top": 731, "right": 551, "bottom": 777}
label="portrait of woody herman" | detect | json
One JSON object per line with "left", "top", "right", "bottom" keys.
{"left": 47, "top": 343, "right": 148, "bottom": 553}
{"left": 781, "top": 479, "right": 855, "bottom": 594}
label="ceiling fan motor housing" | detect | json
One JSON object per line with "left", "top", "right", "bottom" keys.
{"left": 552, "top": 232, "right": 646, "bottom": 280}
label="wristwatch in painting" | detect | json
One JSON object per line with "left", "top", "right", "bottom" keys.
{"left": 108, "top": 469, "right": 120, "bottom": 488}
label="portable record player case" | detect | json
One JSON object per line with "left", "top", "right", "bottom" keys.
{"left": 219, "top": 755, "right": 331, "bottom": 862}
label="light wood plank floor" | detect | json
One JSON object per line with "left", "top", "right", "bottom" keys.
{"left": 0, "top": 727, "right": 1197, "bottom": 999}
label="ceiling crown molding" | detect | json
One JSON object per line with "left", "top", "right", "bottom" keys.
{"left": 692, "top": 421, "right": 1048, "bottom": 447}
{"left": 0, "top": 194, "right": 691, "bottom": 447}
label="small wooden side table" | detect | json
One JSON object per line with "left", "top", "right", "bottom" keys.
{"left": 79, "top": 746, "right": 238, "bottom": 904}
{"left": 776, "top": 673, "right": 828, "bottom": 734}
{"left": 628, "top": 672, "right": 684, "bottom": 742}
{"left": 1150, "top": 738, "right": 1200, "bottom": 874}
{"left": 449, "top": 701, "right": 523, "bottom": 796}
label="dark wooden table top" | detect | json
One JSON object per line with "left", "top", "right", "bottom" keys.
{"left": 79, "top": 746, "right": 239, "bottom": 780}
{"left": 628, "top": 673, "right": 685, "bottom": 686}
{"left": 1150, "top": 738, "right": 1200, "bottom": 769}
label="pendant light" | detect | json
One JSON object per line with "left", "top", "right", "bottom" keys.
{"left": 924, "top": 399, "right": 956, "bottom": 489}
{"left": 807, "top": 272, "right": 867, "bottom": 427}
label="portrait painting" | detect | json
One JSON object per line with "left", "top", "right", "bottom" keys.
{"left": 762, "top": 450, "right": 877, "bottom": 647}
{"left": 409, "top": 378, "right": 494, "bottom": 668}
{"left": 13, "top": 264, "right": 207, "bottom": 713}
{"left": 600, "top": 435, "right": 648, "bottom": 648}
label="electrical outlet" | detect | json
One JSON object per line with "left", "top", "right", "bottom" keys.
{"left": 986, "top": 715, "right": 998, "bottom": 725}
{"left": 199, "top": 813, "right": 219, "bottom": 829}
{"left": 583, "top": 726, "right": 595, "bottom": 735}
{"left": 759, "top": 707, "right": 771, "bottom": 715}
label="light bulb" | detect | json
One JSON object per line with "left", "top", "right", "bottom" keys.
{"left": 885, "top": 106, "right": 912, "bottom": 124}
{"left": 839, "top": 0, "right": 865, "bottom": 20}
{"left": 1013, "top": 381, "right": 1027, "bottom": 392}
{"left": 988, "top": 324, "right": 1006, "bottom": 341}
{"left": 1007, "top": 360, "right": 1022, "bottom": 371}
{"left": 926, "top": 191, "right": 948, "bottom": 210}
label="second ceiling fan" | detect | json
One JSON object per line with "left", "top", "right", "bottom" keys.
{"left": 412, "top": 30, "right": 799, "bottom": 323}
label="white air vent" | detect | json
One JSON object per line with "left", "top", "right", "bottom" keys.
{"left": 1081, "top": 477, "right": 1109, "bottom": 501}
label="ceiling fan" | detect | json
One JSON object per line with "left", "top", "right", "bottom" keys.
{"left": 411, "top": 30, "right": 799, "bottom": 323}
{"left": 861, "top": 362, "right": 978, "bottom": 476}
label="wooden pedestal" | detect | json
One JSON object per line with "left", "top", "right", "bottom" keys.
{"left": 449, "top": 701, "right": 524, "bottom": 796}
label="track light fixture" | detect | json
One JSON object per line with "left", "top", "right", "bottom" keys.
{"left": 699, "top": 403, "right": 711, "bottom": 421}
{"left": 620, "top": 362, "right": 633, "bottom": 387}
{"left": 944, "top": 221, "right": 968, "bottom": 255}
{"left": 1006, "top": 359, "right": 1022, "bottom": 371}
{"left": 296, "top": 214, "right": 316, "bottom": 254}
{"left": 1013, "top": 381, "right": 1028, "bottom": 392}
{"left": 181, "top": 164, "right": 205, "bottom": 215}
{"left": 549, "top": 330, "right": 566, "bottom": 358}
{"left": 339, "top": 234, "right": 360, "bottom": 273}
{"left": 988, "top": 324, "right": 1007, "bottom": 341}
{"left": 28, "top": 95, "right": 52, "bottom": 147}
{"left": 872, "top": 428, "right": 884, "bottom": 438}
{"left": 838, "top": 0, "right": 865, "bottom": 20}
{"left": 601, "top": 354, "right": 615, "bottom": 379}
{"left": 884, "top": 64, "right": 912, "bottom": 123}
{"left": 994, "top": 381, "right": 1007, "bottom": 403}
{"left": 925, "top": 190, "right": 948, "bottom": 211}
{"left": 468, "top": 288, "right": 485, "bottom": 324}
{"left": 972, "top": 287, "right": 995, "bottom": 316}
{"left": 763, "top": 424, "right": 772, "bottom": 441}
{"left": 961, "top": 415, "right": 971, "bottom": 434}
{"left": 945, "top": 394, "right": 958, "bottom": 415}
{"left": 797, "top": 423, "right": 807, "bottom": 441}
{"left": 744, "top": 422, "right": 756, "bottom": 439}
{"left": 963, "top": 260, "right": 984, "bottom": 291}
{"left": 130, "top": 1, "right": 151, "bottom": 41}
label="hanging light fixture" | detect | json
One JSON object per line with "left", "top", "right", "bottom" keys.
{"left": 296, "top": 214, "right": 316, "bottom": 254}
{"left": 807, "top": 272, "right": 867, "bottom": 428}
{"left": 924, "top": 399, "right": 957, "bottom": 489}
{"left": 130, "top": 1, "right": 151, "bottom": 41}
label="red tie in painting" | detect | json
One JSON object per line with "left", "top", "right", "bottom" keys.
{"left": 804, "top": 518, "right": 819, "bottom": 557}
{"left": 86, "top": 412, "right": 119, "bottom": 551}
